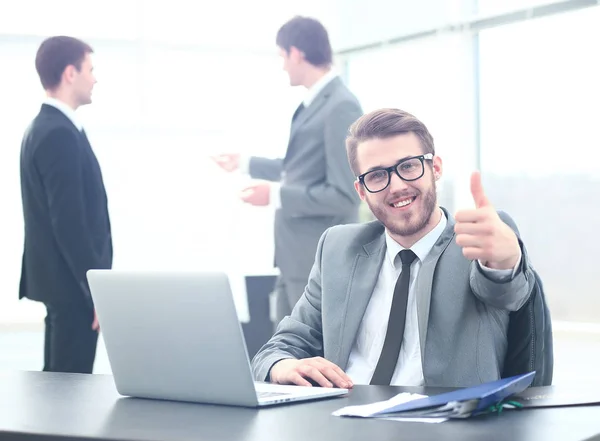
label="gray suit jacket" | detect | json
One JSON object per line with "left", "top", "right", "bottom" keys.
{"left": 251, "top": 208, "right": 537, "bottom": 387}
{"left": 249, "top": 77, "right": 363, "bottom": 282}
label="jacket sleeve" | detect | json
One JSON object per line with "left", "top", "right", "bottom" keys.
{"left": 249, "top": 157, "right": 284, "bottom": 182}
{"left": 469, "top": 211, "right": 535, "bottom": 311}
{"left": 251, "top": 229, "right": 331, "bottom": 381}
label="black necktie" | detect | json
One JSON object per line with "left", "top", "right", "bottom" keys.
{"left": 292, "top": 103, "right": 305, "bottom": 122}
{"left": 370, "top": 249, "right": 418, "bottom": 386}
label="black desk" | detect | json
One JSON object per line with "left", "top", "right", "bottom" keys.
{"left": 0, "top": 372, "right": 599, "bottom": 441}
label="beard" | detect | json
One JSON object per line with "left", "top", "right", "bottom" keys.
{"left": 366, "top": 177, "right": 438, "bottom": 238}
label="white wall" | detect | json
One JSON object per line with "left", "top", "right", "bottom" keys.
{"left": 0, "top": 0, "right": 340, "bottom": 51}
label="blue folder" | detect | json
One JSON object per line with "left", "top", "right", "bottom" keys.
{"left": 372, "top": 371, "right": 536, "bottom": 418}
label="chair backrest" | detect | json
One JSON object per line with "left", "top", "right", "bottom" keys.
{"left": 502, "top": 270, "right": 553, "bottom": 386}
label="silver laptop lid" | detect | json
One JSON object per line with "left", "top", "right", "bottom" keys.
{"left": 87, "top": 270, "right": 259, "bottom": 407}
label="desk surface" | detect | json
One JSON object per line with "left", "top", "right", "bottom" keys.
{"left": 0, "top": 371, "right": 599, "bottom": 441}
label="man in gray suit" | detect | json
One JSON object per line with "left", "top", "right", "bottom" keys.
{"left": 213, "top": 16, "right": 362, "bottom": 322}
{"left": 252, "top": 108, "right": 539, "bottom": 388}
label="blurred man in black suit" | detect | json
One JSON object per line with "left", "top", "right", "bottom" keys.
{"left": 19, "top": 36, "right": 113, "bottom": 373}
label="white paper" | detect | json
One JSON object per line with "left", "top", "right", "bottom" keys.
{"left": 332, "top": 392, "right": 428, "bottom": 417}
{"left": 381, "top": 416, "right": 448, "bottom": 423}
{"left": 332, "top": 392, "right": 449, "bottom": 423}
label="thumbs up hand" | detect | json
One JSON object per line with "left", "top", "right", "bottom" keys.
{"left": 454, "top": 172, "right": 521, "bottom": 270}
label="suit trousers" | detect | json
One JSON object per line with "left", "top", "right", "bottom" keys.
{"left": 43, "top": 298, "right": 98, "bottom": 374}
{"left": 271, "top": 275, "right": 308, "bottom": 325}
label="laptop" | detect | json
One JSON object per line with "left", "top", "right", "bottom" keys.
{"left": 86, "top": 270, "right": 348, "bottom": 407}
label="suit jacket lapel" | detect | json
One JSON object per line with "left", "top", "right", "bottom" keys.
{"left": 335, "top": 231, "right": 386, "bottom": 369}
{"left": 288, "top": 77, "right": 341, "bottom": 145}
{"left": 415, "top": 208, "right": 456, "bottom": 372}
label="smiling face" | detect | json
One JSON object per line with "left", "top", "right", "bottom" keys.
{"left": 354, "top": 132, "right": 443, "bottom": 247}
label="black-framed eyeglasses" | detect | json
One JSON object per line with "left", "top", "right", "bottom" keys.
{"left": 357, "top": 153, "right": 434, "bottom": 193}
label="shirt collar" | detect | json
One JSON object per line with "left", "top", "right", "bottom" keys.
{"left": 302, "top": 69, "right": 338, "bottom": 108}
{"left": 385, "top": 209, "right": 448, "bottom": 268}
{"left": 43, "top": 97, "right": 83, "bottom": 131}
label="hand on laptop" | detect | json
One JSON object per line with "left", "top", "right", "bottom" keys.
{"left": 270, "top": 357, "right": 353, "bottom": 389}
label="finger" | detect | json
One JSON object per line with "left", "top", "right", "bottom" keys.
{"left": 239, "top": 188, "right": 255, "bottom": 201}
{"left": 317, "top": 360, "right": 353, "bottom": 387}
{"left": 211, "top": 156, "right": 237, "bottom": 172}
{"left": 211, "top": 156, "right": 229, "bottom": 165}
{"left": 454, "top": 222, "right": 493, "bottom": 236}
{"left": 454, "top": 209, "right": 489, "bottom": 223}
{"left": 241, "top": 184, "right": 258, "bottom": 192}
{"left": 462, "top": 247, "right": 487, "bottom": 261}
{"left": 455, "top": 234, "right": 486, "bottom": 249}
{"left": 320, "top": 366, "right": 352, "bottom": 388}
{"left": 330, "top": 365, "right": 353, "bottom": 386}
{"left": 287, "top": 372, "right": 313, "bottom": 387}
{"left": 470, "top": 171, "right": 491, "bottom": 209}
{"left": 298, "top": 365, "right": 333, "bottom": 388}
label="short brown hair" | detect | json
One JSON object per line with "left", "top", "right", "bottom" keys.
{"left": 346, "top": 108, "right": 435, "bottom": 176}
{"left": 35, "top": 36, "right": 93, "bottom": 90}
{"left": 276, "top": 16, "right": 332, "bottom": 67}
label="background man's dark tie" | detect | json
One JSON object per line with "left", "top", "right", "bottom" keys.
{"left": 370, "top": 249, "right": 418, "bottom": 386}
{"left": 292, "top": 103, "right": 305, "bottom": 122}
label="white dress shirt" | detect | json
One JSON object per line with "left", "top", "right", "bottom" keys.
{"left": 345, "top": 209, "right": 520, "bottom": 386}
{"left": 240, "top": 70, "right": 339, "bottom": 209}
{"left": 301, "top": 68, "right": 338, "bottom": 108}
{"left": 43, "top": 97, "right": 83, "bottom": 131}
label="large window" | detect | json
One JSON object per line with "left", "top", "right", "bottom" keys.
{"left": 476, "top": 0, "right": 561, "bottom": 15}
{"left": 478, "top": 6, "right": 600, "bottom": 323}
{"left": 343, "top": 3, "right": 600, "bottom": 324}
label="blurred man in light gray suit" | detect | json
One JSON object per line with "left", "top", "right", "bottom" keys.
{"left": 251, "top": 108, "right": 544, "bottom": 388}
{"left": 213, "top": 16, "right": 363, "bottom": 322}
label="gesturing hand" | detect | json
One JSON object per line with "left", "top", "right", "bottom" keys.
{"left": 211, "top": 153, "right": 240, "bottom": 172}
{"left": 240, "top": 181, "right": 271, "bottom": 206}
{"left": 454, "top": 171, "right": 521, "bottom": 270}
